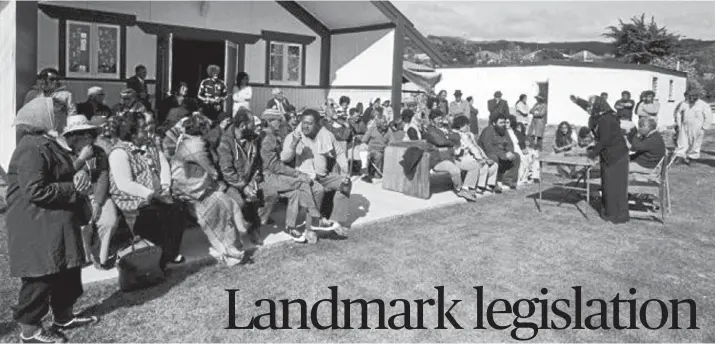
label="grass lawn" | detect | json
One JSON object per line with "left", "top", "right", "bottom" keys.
{"left": 0, "top": 153, "right": 713, "bottom": 342}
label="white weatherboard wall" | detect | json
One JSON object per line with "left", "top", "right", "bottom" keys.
{"left": 330, "top": 29, "right": 394, "bottom": 87}
{"left": 0, "top": 0, "right": 17, "bottom": 170}
{"left": 436, "top": 65, "right": 687, "bottom": 128}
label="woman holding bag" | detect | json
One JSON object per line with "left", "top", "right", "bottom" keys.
{"left": 6, "top": 96, "right": 99, "bottom": 343}
{"left": 108, "top": 113, "right": 185, "bottom": 269}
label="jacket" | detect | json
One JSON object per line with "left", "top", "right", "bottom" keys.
{"left": 260, "top": 130, "right": 301, "bottom": 178}
{"left": 5, "top": 134, "right": 86, "bottom": 277}
{"left": 424, "top": 125, "right": 460, "bottom": 166}
{"left": 587, "top": 114, "right": 629, "bottom": 165}
{"left": 217, "top": 124, "right": 263, "bottom": 191}
{"left": 629, "top": 130, "right": 666, "bottom": 169}
{"left": 477, "top": 125, "right": 514, "bottom": 162}
{"left": 488, "top": 99, "right": 510, "bottom": 122}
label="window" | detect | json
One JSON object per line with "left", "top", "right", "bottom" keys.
{"left": 65, "top": 20, "right": 121, "bottom": 79}
{"left": 668, "top": 80, "right": 674, "bottom": 102}
{"left": 651, "top": 76, "right": 658, "bottom": 96}
{"left": 269, "top": 42, "right": 302, "bottom": 85}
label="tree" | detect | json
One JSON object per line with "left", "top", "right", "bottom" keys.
{"left": 603, "top": 14, "right": 679, "bottom": 64}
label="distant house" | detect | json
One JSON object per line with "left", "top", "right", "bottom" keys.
{"left": 522, "top": 49, "right": 570, "bottom": 62}
{"left": 413, "top": 53, "right": 431, "bottom": 63}
{"left": 475, "top": 50, "right": 502, "bottom": 64}
{"left": 571, "top": 50, "right": 602, "bottom": 62}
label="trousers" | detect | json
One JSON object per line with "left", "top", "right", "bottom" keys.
{"left": 13, "top": 267, "right": 83, "bottom": 326}
{"left": 674, "top": 121, "right": 705, "bottom": 160}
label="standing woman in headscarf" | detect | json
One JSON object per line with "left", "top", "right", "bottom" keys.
{"left": 574, "top": 95, "right": 630, "bottom": 224}
{"left": 6, "top": 97, "right": 99, "bottom": 343}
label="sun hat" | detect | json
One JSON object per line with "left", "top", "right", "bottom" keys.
{"left": 62, "top": 115, "right": 99, "bottom": 136}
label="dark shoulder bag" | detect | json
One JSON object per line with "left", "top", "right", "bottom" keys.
{"left": 116, "top": 210, "right": 165, "bottom": 292}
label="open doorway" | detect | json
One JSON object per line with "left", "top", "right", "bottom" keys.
{"left": 171, "top": 38, "right": 225, "bottom": 98}
{"left": 536, "top": 81, "right": 549, "bottom": 101}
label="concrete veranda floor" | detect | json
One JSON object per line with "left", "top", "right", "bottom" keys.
{"left": 81, "top": 174, "right": 470, "bottom": 284}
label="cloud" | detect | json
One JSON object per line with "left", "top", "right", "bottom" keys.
{"left": 394, "top": 1, "right": 715, "bottom": 42}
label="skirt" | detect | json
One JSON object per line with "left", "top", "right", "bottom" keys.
{"left": 528, "top": 117, "right": 547, "bottom": 138}
{"left": 192, "top": 190, "right": 246, "bottom": 255}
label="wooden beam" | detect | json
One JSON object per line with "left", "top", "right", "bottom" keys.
{"left": 261, "top": 30, "right": 315, "bottom": 45}
{"left": 38, "top": 3, "right": 136, "bottom": 26}
{"left": 275, "top": 1, "right": 329, "bottom": 36}
{"left": 136, "top": 21, "right": 261, "bottom": 44}
{"left": 320, "top": 33, "right": 330, "bottom": 87}
{"left": 391, "top": 18, "right": 405, "bottom": 117}
{"left": 330, "top": 22, "right": 395, "bottom": 35}
{"left": 16, "top": 1, "right": 38, "bottom": 110}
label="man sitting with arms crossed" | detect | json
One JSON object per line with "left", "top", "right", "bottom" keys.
{"left": 423, "top": 110, "right": 478, "bottom": 202}
{"left": 627, "top": 116, "right": 666, "bottom": 174}
{"left": 478, "top": 113, "right": 521, "bottom": 189}
{"left": 281, "top": 109, "right": 350, "bottom": 242}
{"left": 259, "top": 109, "right": 339, "bottom": 243}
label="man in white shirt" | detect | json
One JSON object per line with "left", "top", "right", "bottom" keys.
{"left": 674, "top": 90, "right": 713, "bottom": 165}
{"left": 281, "top": 109, "right": 350, "bottom": 242}
{"left": 448, "top": 90, "right": 470, "bottom": 118}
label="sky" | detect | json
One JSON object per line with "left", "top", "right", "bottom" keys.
{"left": 392, "top": 1, "right": 715, "bottom": 42}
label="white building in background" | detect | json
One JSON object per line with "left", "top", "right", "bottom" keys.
{"left": 0, "top": 0, "right": 446, "bottom": 170}
{"left": 435, "top": 61, "right": 688, "bottom": 128}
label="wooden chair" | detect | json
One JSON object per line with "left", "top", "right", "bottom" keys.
{"left": 628, "top": 151, "right": 674, "bottom": 223}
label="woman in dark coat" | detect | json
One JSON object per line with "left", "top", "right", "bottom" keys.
{"left": 6, "top": 97, "right": 99, "bottom": 343}
{"left": 572, "top": 95, "right": 630, "bottom": 224}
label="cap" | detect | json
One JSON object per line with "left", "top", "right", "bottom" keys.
{"left": 87, "top": 86, "right": 104, "bottom": 97}
{"left": 454, "top": 90, "right": 463, "bottom": 96}
{"left": 494, "top": 91, "right": 502, "bottom": 97}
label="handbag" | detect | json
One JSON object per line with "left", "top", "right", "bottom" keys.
{"left": 116, "top": 228, "right": 165, "bottom": 292}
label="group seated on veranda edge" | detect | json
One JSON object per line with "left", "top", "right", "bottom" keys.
{"left": 11, "top": 66, "right": 679, "bottom": 273}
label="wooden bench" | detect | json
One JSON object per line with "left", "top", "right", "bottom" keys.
{"left": 382, "top": 141, "right": 451, "bottom": 199}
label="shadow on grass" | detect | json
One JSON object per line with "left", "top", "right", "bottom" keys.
{"left": 81, "top": 259, "right": 215, "bottom": 319}
{"left": 692, "top": 158, "right": 715, "bottom": 168}
{"left": 526, "top": 182, "right": 602, "bottom": 219}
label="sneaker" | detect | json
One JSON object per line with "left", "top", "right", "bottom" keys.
{"left": 20, "top": 328, "right": 67, "bottom": 343}
{"left": 311, "top": 218, "right": 340, "bottom": 232}
{"left": 333, "top": 225, "right": 349, "bottom": 237}
{"left": 284, "top": 227, "right": 306, "bottom": 243}
{"left": 456, "top": 189, "right": 477, "bottom": 202}
{"left": 224, "top": 256, "right": 242, "bottom": 267}
{"left": 52, "top": 315, "right": 99, "bottom": 331}
{"left": 304, "top": 229, "right": 318, "bottom": 244}
{"left": 361, "top": 175, "right": 373, "bottom": 183}
{"left": 491, "top": 185, "right": 503, "bottom": 194}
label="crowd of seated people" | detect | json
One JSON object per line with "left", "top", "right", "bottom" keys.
{"left": 13, "top": 66, "right": 678, "bottom": 271}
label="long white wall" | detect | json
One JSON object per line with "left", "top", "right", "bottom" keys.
{"left": 436, "top": 65, "right": 687, "bottom": 128}
{"left": 330, "top": 29, "right": 394, "bottom": 87}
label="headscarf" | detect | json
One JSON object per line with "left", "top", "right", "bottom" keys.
{"left": 590, "top": 96, "right": 614, "bottom": 118}
{"left": 14, "top": 96, "right": 71, "bottom": 149}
